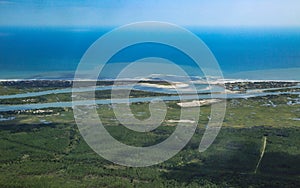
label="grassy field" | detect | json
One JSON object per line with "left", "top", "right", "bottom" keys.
{"left": 0, "top": 93, "right": 300, "bottom": 187}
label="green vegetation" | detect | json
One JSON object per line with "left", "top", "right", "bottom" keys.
{"left": 0, "top": 85, "right": 62, "bottom": 96}
{"left": 262, "top": 87, "right": 300, "bottom": 93}
{"left": 0, "top": 92, "right": 300, "bottom": 187}
{"left": 0, "top": 89, "right": 174, "bottom": 105}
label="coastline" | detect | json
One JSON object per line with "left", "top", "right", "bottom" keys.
{"left": 0, "top": 78, "right": 299, "bottom": 83}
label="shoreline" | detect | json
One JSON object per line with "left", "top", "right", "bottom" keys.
{"left": 0, "top": 78, "right": 299, "bottom": 83}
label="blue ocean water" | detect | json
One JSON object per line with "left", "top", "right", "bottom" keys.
{"left": 0, "top": 26, "right": 299, "bottom": 80}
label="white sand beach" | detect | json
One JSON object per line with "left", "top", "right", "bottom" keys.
{"left": 166, "top": 119, "right": 196, "bottom": 123}
{"left": 177, "top": 99, "right": 222, "bottom": 107}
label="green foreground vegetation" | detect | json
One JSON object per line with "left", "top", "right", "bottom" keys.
{"left": 0, "top": 92, "right": 300, "bottom": 187}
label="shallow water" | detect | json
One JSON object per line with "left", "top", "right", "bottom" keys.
{"left": 0, "top": 91, "right": 299, "bottom": 112}
{"left": 0, "top": 83, "right": 219, "bottom": 99}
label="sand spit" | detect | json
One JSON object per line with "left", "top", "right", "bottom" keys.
{"left": 166, "top": 119, "right": 196, "bottom": 123}
{"left": 177, "top": 99, "right": 222, "bottom": 107}
{"left": 139, "top": 82, "right": 189, "bottom": 89}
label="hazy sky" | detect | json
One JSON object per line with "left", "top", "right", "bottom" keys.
{"left": 0, "top": 0, "right": 300, "bottom": 27}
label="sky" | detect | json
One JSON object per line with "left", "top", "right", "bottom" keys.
{"left": 0, "top": 0, "right": 300, "bottom": 27}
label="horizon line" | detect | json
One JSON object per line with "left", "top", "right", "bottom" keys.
{"left": 1, "top": 25, "right": 300, "bottom": 29}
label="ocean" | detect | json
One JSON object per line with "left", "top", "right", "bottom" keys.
{"left": 0, "top": 26, "right": 299, "bottom": 80}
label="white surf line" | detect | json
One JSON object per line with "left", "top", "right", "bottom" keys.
{"left": 254, "top": 136, "right": 267, "bottom": 174}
